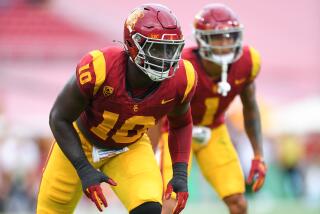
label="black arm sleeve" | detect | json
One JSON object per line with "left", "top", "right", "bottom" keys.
{"left": 49, "top": 74, "right": 92, "bottom": 171}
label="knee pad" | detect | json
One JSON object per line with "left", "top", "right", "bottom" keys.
{"left": 130, "top": 202, "right": 162, "bottom": 214}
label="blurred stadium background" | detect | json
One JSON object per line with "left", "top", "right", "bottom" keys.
{"left": 0, "top": 0, "right": 319, "bottom": 213}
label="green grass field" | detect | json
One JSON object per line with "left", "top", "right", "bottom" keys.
{"left": 72, "top": 160, "right": 320, "bottom": 214}
{"left": 184, "top": 200, "right": 320, "bottom": 214}
{"left": 72, "top": 198, "right": 320, "bottom": 214}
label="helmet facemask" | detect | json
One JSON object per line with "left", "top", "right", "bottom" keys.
{"left": 132, "top": 33, "right": 185, "bottom": 82}
{"left": 195, "top": 27, "right": 243, "bottom": 65}
{"left": 195, "top": 27, "right": 243, "bottom": 97}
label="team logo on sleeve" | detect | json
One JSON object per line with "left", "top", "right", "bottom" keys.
{"left": 103, "top": 86, "right": 114, "bottom": 96}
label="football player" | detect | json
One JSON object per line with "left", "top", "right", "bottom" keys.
{"left": 160, "top": 4, "right": 267, "bottom": 214}
{"left": 36, "top": 4, "right": 197, "bottom": 214}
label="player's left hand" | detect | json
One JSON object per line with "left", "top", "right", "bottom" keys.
{"left": 247, "top": 157, "right": 267, "bottom": 192}
{"left": 164, "top": 163, "right": 189, "bottom": 214}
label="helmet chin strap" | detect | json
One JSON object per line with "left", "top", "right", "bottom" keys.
{"left": 217, "top": 62, "right": 231, "bottom": 96}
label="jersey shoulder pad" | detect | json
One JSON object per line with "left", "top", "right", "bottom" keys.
{"left": 76, "top": 49, "right": 107, "bottom": 97}
{"left": 175, "top": 59, "right": 198, "bottom": 104}
{"left": 182, "top": 46, "right": 198, "bottom": 61}
{"left": 247, "top": 46, "right": 261, "bottom": 81}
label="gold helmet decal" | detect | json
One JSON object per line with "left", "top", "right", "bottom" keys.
{"left": 126, "top": 8, "right": 144, "bottom": 32}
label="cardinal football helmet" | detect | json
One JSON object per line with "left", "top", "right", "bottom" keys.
{"left": 194, "top": 4, "right": 243, "bottom": 65}
{"left": 124, "top": 4, "right": 185, "bottom": 81}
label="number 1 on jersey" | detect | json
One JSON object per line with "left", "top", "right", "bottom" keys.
{"left": 200, "top": 98, "right": 220, "bottom": 126}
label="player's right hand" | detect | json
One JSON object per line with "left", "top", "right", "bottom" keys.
{"left": 77, "top": 165, "right": 117, "bottom": 212}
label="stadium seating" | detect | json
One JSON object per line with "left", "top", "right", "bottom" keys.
{"left": 0, "top": 4, "right": 109, "bottom": 59}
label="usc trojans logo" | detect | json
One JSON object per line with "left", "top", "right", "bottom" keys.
{"left": 212, "top": 85, "right": 218, "bottom": 94}
{"left": 133, "top": 104, "right": 139, "bottom": 112}
{"left": 126, "top": 9, "right": 144, "bottom": 32}
{"left": 103, "top": 86, "right": 114, "bottom": 96}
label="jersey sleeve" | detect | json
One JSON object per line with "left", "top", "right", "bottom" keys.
{"left": 75, "top": 50, "right": 107, "bottom": 97}
{"left": 248, "top": 47, "right": 261, "bottom": 83}
{"left": 180, "top": 59, "right": 198, "bottom": 104}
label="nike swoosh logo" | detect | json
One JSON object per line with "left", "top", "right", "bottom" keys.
{"left": 161, "top": 98, "right": 175, "bottom": 104}
{"left": 235, "top": 78, "right": 246, "bottom": 85}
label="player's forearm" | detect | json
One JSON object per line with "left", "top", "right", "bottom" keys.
{"left": 243, "top": 104, "right": 263, "bottom": 157}
{"left": 167, "top": 108, "right": 193, "bottom": 163}
{"left": 49, "top": 112, "right": 91, "bottom": 170}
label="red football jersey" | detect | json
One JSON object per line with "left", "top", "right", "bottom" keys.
{"left": 182, "top": 45, "right": 261, "bottom": 128}
{"left": 75, "top": 47, "right": 197, "bottom": 147}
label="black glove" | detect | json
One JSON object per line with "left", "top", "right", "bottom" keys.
{"left": 164, "top": 162, "right": 189, "bottom": 214}
{"left": 75, "top": 158, "right": 117, "bottom": 212}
